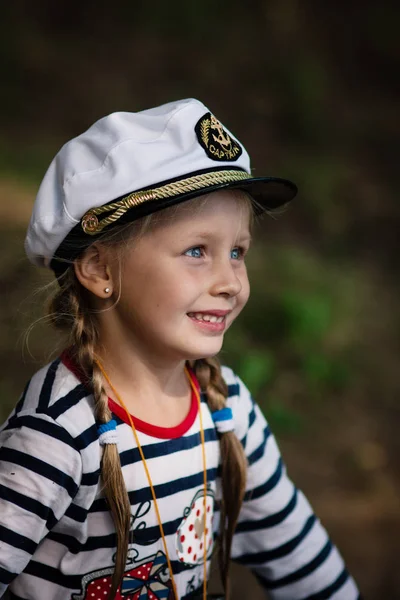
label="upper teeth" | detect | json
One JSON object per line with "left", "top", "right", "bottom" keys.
{"left": 188, "top": 313, "right": 225, "bottom": 323}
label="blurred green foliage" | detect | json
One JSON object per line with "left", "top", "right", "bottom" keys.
{"left": 218, "top": 240, "right": 366, "bottom": 433}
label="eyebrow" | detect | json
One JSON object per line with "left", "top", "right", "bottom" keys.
{"left": 187, "top": 232, "right": 252, "bottom": 243}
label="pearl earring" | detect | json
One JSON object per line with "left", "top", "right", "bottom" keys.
{"left": 104, "top": 287, "right": 111, "bottom": 294}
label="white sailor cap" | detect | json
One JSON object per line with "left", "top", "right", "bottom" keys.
{"left": 25, "top": 98, "right": 297, "bottom": 276}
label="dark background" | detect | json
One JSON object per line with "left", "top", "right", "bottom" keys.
{"left": 0, "top": 2, "right": 399, "bottom": 598}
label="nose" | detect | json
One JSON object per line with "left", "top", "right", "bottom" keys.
{"left": 209, "top": 258, "right": 242, "bottom": 298}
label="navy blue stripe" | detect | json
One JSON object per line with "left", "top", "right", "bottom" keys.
{"left": 14, "top": 380, "right": 30, "bottom": 416}
{"left": 244, "top": 457, "right": 283, "bottom": 501}
{"left": 47, "top": 384, "right": 88, "bottom": 420}
{"left": 0, "top": 448, "right": 79, "bottom": 499}
{"left": 200, "top": 392, "right": 207, "bottom": 404}
{"left": 65, "top": 502, "right": 88, "bottom": 523}
{"left": 0, "top": 524, "right": 37, "bottom": 554}
{"left": 248, "top": 404, "right": 256, "bottom": 428}
{"left": 0, "top": 564, "right": 16, "bottom": 584}
{"left": 227, "top": 383, "right": 240, "bottom": 397}
{"left": 128, "top": 467, "right": 218, "bottom": 506}
{"left": 81, "top": 469, "right": 100, "bottom": 486}
{"left": 46, "top": 529, "right": 117, "bottom": 553}
{"left": 237, "top": 515, "right": 317, "bottom": 564}
{"left": 170, "top": 559, "right": 199, "bottom": 575}
{"left": 90, "top": 467, "right": 218, "bottom": 512}
{"left": 118, "top": 427, "right": 218, "bottom": 467}
{"left": 4, "top": 415, "right": 78, "bottom": 451}
{"left": 258, "top": 539, "right": 333, "bottom": 588}
{"left": 38, "top": 358, "right": 60, "bottom": 410}
{"left": 24, "top": 556, "right": 196, "bottom": 590}
{"left": 0, "top": 483, "right": 58, "bottom": 530}
{"left": 46, "top": 513, "right": 191, "bottom": 553}
{"left": 73, "top": 424, "right": 98, "bottom": 451}
{"left": 299, "top": 568, "right": 350, "bottom": 600}
{"left": 237, "top": 487, "right": 298, "bottom": 532}
{"left": 247, "top": 425, "right": 271, "bottom": 466}
{"left": 22, "top": 561, "right": 82, "bottom": 589}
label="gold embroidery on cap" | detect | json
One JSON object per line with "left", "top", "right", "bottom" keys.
{"left": 195, "top": 112, "right": 242, "bottom": 162}
{"left": 200, "top": 118, "right": 210, "bottom": 147}
{"left": 81, "top": 190, "right": 156, "bottom": 234}
{"left": 81, "top": 212, "right": 99, "bottom": 234}
{"left": 81, "top": 169, "right": 251, "bottom": 235}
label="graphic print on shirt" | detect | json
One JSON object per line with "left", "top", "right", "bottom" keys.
{"left": 176, "top": 488, "right": 215, "bottom": 565}
{"left": 72, "top": 503, "right": 174, "bottom": 600}
{"left": 129, "top": 500, "right": 160, "bottom": 547}
{"left": 71, "top": 550, "right": 173, "bottom": 600}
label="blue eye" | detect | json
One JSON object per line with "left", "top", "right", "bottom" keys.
{"left": 185, "top": 246, "right": 203, "bottom": 258}
{"left": 231, "top": 247, "right": 243, "bottom": 260}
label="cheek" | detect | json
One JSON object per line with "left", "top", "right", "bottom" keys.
{"left": 242, "top": 283, "right": 250, "bottom": 306}
{"left": 239, "top": 272, "right": 250, "bottom": 306}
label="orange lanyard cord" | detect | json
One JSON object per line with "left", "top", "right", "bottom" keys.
{"left": 96, "top": 360, "right": 208, "bottom": 600}
{"left": 186, "top": 367, "right": 208, "bottom": 598}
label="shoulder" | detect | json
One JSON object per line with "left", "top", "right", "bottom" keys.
{"left": 221, "top": 365, "right": 253, "bottom": 403}
{"left": 1, "top": 357, "right": 96, "bottom": 443}
{"left": 220, "top": 365, "right": 256, "bottom": 440}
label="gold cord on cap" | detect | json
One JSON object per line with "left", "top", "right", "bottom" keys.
{"left": 81, "top": 169, "right": 252, "bottom": 235}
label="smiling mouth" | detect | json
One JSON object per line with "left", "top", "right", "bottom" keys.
{"left": 187, "top": 312, "right": 226, "bottom": 323}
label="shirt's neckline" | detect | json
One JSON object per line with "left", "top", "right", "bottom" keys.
{"left": 61, "top": 350, "right": 200, "bottom": 439}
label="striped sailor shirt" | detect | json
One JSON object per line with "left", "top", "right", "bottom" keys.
{"left": 0, "top": 357, "right": 360, "bottom": 600}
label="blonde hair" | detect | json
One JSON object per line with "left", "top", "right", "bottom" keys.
{"left": 48, "top": 192, "right": 252, "bottom": 598}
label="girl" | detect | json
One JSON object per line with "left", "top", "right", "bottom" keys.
{"left": 0, "top": 99, "right": 360, "bottom": 600}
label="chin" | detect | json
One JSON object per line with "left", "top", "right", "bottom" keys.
{"left": 184, "top": 342, "right": 224, "bottom": 362}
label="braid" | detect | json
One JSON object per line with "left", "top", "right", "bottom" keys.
{"left": 45, "top": 193, "right": 253, "bottom": 598}
{"left": 48, "top": 268, "right": 131, "bottom": 599}
{"left": 193, "top": 357, "right": 247, "bottom": 599}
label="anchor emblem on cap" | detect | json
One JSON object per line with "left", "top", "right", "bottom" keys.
{"left": 195, "top": 112, "right": 242, "bottom": 162}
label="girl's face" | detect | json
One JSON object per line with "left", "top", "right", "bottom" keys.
{"left": 108, "top": 191, "right": 251, "bottom": 364}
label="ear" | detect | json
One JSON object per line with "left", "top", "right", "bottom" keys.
{"left": 74, "top": 243, "right": 113, "bottom": 299}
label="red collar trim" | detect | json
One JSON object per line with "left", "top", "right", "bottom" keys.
{"left": 107, "top": 394, "right": 198, "bottom": 439}
{"left": 61, "top": 350, "right": 200, "bottom": 439}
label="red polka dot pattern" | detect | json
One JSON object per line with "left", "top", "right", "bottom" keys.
{"left": 175, "top": 491, "right": 214, "bottom": 566}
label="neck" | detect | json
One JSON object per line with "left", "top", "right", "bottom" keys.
{"left": 92, "top": 307, "right": 197, "bottom": 426}
{"left": 97, "top": 346, "right": 188, "bottom": 396}
{"left": 96, "top": 346, "right": 191, "bottom": 427}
